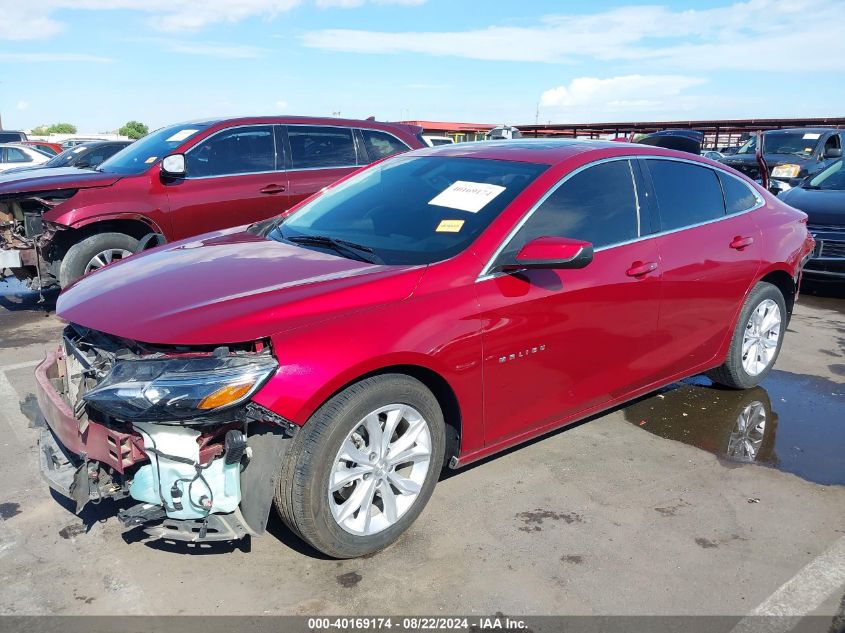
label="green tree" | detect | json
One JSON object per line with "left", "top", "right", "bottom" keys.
{"left": 119, "top": 120, "right": 149, "bottom": 140}
{"left": 46, "top": 123, "right": 77, "bottom": 134}
{"left": 30, "top": 125, "right": 50, "bottom": 136}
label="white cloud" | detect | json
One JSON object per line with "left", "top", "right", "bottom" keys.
{"left": 0, "top": 0, "right": 302, "bottom": 38}
{"left": 538, "top": 75, "right": 708, "bottom": 122}
{"left": 316, "top": 0, "right": 424, "bottom": 7}
{"left": 541, "top": 75, "right": 705, "bottom": 109}
{"left": 16, "top": 101, "right": 29, "bottom": 110}
{"left": 276, "top": 100, "right": 288, "bottom": 110}
{"left": 302, "top": 0, "right": 845, "bottom": 72}
{"left": 149, "top": 39, "right": 267, "bottom": 58}
{"left": 0, "top": 52, "right": 114, "bottom": 62}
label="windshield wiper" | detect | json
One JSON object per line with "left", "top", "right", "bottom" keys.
{"left": 287, "top": 234, "right": 383, "bottom": 264}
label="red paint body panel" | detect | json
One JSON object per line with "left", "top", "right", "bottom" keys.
{"left": 53, "top": 141, "right": 814, "bottom": 467}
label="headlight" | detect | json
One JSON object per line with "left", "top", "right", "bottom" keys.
{"left": 83, "top": 354, "right": 278, "bottom": 422}
{"left": 771, "top": 164, "right": 801, "bottom": 178}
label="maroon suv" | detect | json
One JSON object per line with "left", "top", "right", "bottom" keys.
{"left": 0, "top": 116, "right": 423, "bottom": 288}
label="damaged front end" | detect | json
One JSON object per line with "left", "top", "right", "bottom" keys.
{"left": 0, "top": 190, "right": 73, "bottom": 288}
{"left": 35, "top": 324, "right": 295, "bottom": 543}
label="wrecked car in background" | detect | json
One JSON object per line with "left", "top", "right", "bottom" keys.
{"left": 1, "top": 116, "right": 423, "bottom": 289}
{"left": 721, "top": 127, "right": 844, "bottom": 195}
{"left": 36, "top": 140, "right": 813, "bottom": 558}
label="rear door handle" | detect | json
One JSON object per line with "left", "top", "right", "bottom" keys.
{"left": 730, "top": 236, "right": 754, "bottom": 250}
{"left": 260, "top": 184, "right": 286, "bottom": 194}
{"left": 626, "top": 261, "right": 658, "bottom": 277}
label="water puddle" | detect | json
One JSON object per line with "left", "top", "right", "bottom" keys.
{"left": 623, "top": 371, "right": 845, "bottom": 486}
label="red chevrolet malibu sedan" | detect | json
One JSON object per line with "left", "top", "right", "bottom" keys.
{"left": 36, "top": 140, "right": 813, "bottom": 557}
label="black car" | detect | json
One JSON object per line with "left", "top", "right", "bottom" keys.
{"left": 2, "top": 140, "right": 133, "bottom": 174}
{"left": 721, "top": 128, "right": 844, "bottom": 194}
{"left": 780, "top": 159, "right": 845, "bottom": 281}
{"left": 0, "top": 131, "right": 28, "bottom": 143}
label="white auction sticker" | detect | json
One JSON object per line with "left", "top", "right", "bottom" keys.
{"left": 803, "top": 133, "right": 821, "bottom": 140}
{"left": 166, "top": 129, "right": 199, "bottom": 143}
{"left": 429, "top": 181, "right": 506, "bottom": 213}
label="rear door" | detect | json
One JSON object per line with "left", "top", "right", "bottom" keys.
{"left": 642, "top": 158, "right": 763, "bottom": 379}
{"left": 165, "top": 124, "right": 288, "bottom": 239}
{"left": 283, "top": 125, "right": 362, "bottom": 208}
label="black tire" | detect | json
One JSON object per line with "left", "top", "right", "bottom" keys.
{"left": 58, "top": 232, "right": 138, "bottom": 288}
{"left": 707, "top": 282, "right": 787, "bottom": 389}
{"left": 275, "top": 374, "right": 445, "bottom": 558}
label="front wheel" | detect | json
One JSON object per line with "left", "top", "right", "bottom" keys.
{"left": 708, "top": 282, "right": 787, "bottom": 389}
{"left": 58, "top": 232, "right": 139, "bottom": 287}
{"left": 275, "top": 374, "right": 445, "bottom": 558}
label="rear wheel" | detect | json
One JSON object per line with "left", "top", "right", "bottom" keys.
{"left": 275, "top": 374, "right": 445, "bottom": 558}
{"left": 59, "top": 232, "right": 138, "bottom": 287}
{"left": 708, "top": 282, "right": 786, "bottom": 389}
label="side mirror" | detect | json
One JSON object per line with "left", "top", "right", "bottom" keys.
{"left": 823, "top": 147, "right": 842, "bottom": 160}
{"left": 500, "top": 236, "right": 594, "bottom": 271}
{"left": 160, "top": 154, "right": 186, "bottom": 178}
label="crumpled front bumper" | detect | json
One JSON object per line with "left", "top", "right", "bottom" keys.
{"left": 35, "top": 348, "right": 297, "bottom": 544}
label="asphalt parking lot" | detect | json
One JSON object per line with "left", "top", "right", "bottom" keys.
{"left": 0, "top": 278, "right": 843, "bottom": 619}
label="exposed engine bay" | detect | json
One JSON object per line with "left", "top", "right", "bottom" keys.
{"left": 0, "top": 190, "right": 75, "bottom": 288}
{"left": 38, "top": 324, "right": 295, "bottom": 542}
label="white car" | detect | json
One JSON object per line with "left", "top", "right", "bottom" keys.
{"left": 0, "top": 144, "right": 50, "bottom": 172}
{"left": 422, "top": 135, "right": 454, "bottom": 147}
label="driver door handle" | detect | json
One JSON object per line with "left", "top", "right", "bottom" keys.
{"left": 260, "top": 184, "right": 286, "bottom": 194}
{"left": 626, "top": 261, "right": 658, "bottom": 277}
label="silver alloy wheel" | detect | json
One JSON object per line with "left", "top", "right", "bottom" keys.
{"left": 741, "top": 299, "right": 781, "bottom": 376}
{"left": 84, "top": 248, "right": 133, "bottom": 274}
{"left": 726, "top": 401, "right": 766, "bottom": 462}
{"left": 328, "top": 404, "right": 432, "bottom": 536}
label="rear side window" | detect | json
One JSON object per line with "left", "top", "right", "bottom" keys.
{"left": 288, "top": 126, "right": 357, "bottom": 169}
{"left": 6, "top": 148, "right": 31, "bottom": 163}
{"left": 502, "top": 159, "right": 640, "bottom": 256}
{"left": 647, "top": 160, "right": 725, "bottom": 231}
{"left": 360, "top": 129, "right": 410, "bottom": 161}
{"left": 186, "top": 125, "right": 275, "bottom": 177}
{"left": 718, "top": 172, "right": 758, "bottom": 214}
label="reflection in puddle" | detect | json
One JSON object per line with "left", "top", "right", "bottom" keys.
{"left": 623, "top": 371, "right": 845, "bottom": 486}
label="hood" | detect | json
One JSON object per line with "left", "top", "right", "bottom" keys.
{"left": 722, "top": 153, "right": 815, "bottom": 168}
{"left": 57, "top": 229, "right": 425, "bottom": 345}
{"left": 0, "top": 167, "right": 122, "bottom": 196}
{"left": 779, "top": 187, "right": 845, "bottom": 227}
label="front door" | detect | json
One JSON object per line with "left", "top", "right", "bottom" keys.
{"left": 477, "top": 159, "right": 662, "bottom": 447}
{"left": 166, "top": 124, "right": 289, "bottom": 240}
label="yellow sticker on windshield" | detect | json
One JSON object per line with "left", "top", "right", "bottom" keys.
{"left": 144, "top": 156, "right": 157, "bottom": 164}
{"left": 436, "top": 219, "right": 465, "bottom": 233}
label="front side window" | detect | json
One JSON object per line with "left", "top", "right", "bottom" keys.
{"left": 288, "top": 126, "right": 357, "bottom": 169}
{"left": 718, "top": 172, "right": 759, "bottom": 214}
{"left": 360, "top": 129, "right": 410, "bottom": 161}
{"left": 647, "top": 160, "right": 726, "bottom": 231}
{"left": 269, "top": 156, "right": 547, "bottom": 265}
{"left": 498, "top": 159, "right": 640, "bottom": 261}
{"left": 186, "top": 125, "right": 275, "bottom": 178}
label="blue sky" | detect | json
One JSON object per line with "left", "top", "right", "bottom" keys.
{"left": 1, "top": 0, "right": 843, "bottom": 133}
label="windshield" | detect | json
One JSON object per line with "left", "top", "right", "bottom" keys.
{"left": 738, "top": 132, "right": 823, "bottom": 158}
{"left": 44, "top": 145, "right": 91, "bottom": 167}
{"left": 97, "top": 123, "right": 212, "bottom": 175}
{"left": 806, "top": 160, "right": 845, "bottom": 191}
{"left": 269, "top": 156, "right": 548, "bottom": 265}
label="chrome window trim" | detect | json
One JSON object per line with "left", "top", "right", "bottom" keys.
{"left": 476, "top": 154, "right": 764, "bottom": 283}
{"left": 182, "top": 123, "right": 279, "bottom": 181}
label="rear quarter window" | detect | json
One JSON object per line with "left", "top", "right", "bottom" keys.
{"left": 360, "top": 129, "right": 410, "bottom": 161}
{"left": 718, "top": 172, "right": 759, "bottom": 214}
{"left": 647, "top": 159, "right": 726, "bottom": 231}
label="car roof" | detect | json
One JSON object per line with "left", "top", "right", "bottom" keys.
{"left": 186, "top": 116, "right": 422, "bottom": 136}
{"left": 407, "top": 138, "right": 695, "bottom": 165}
